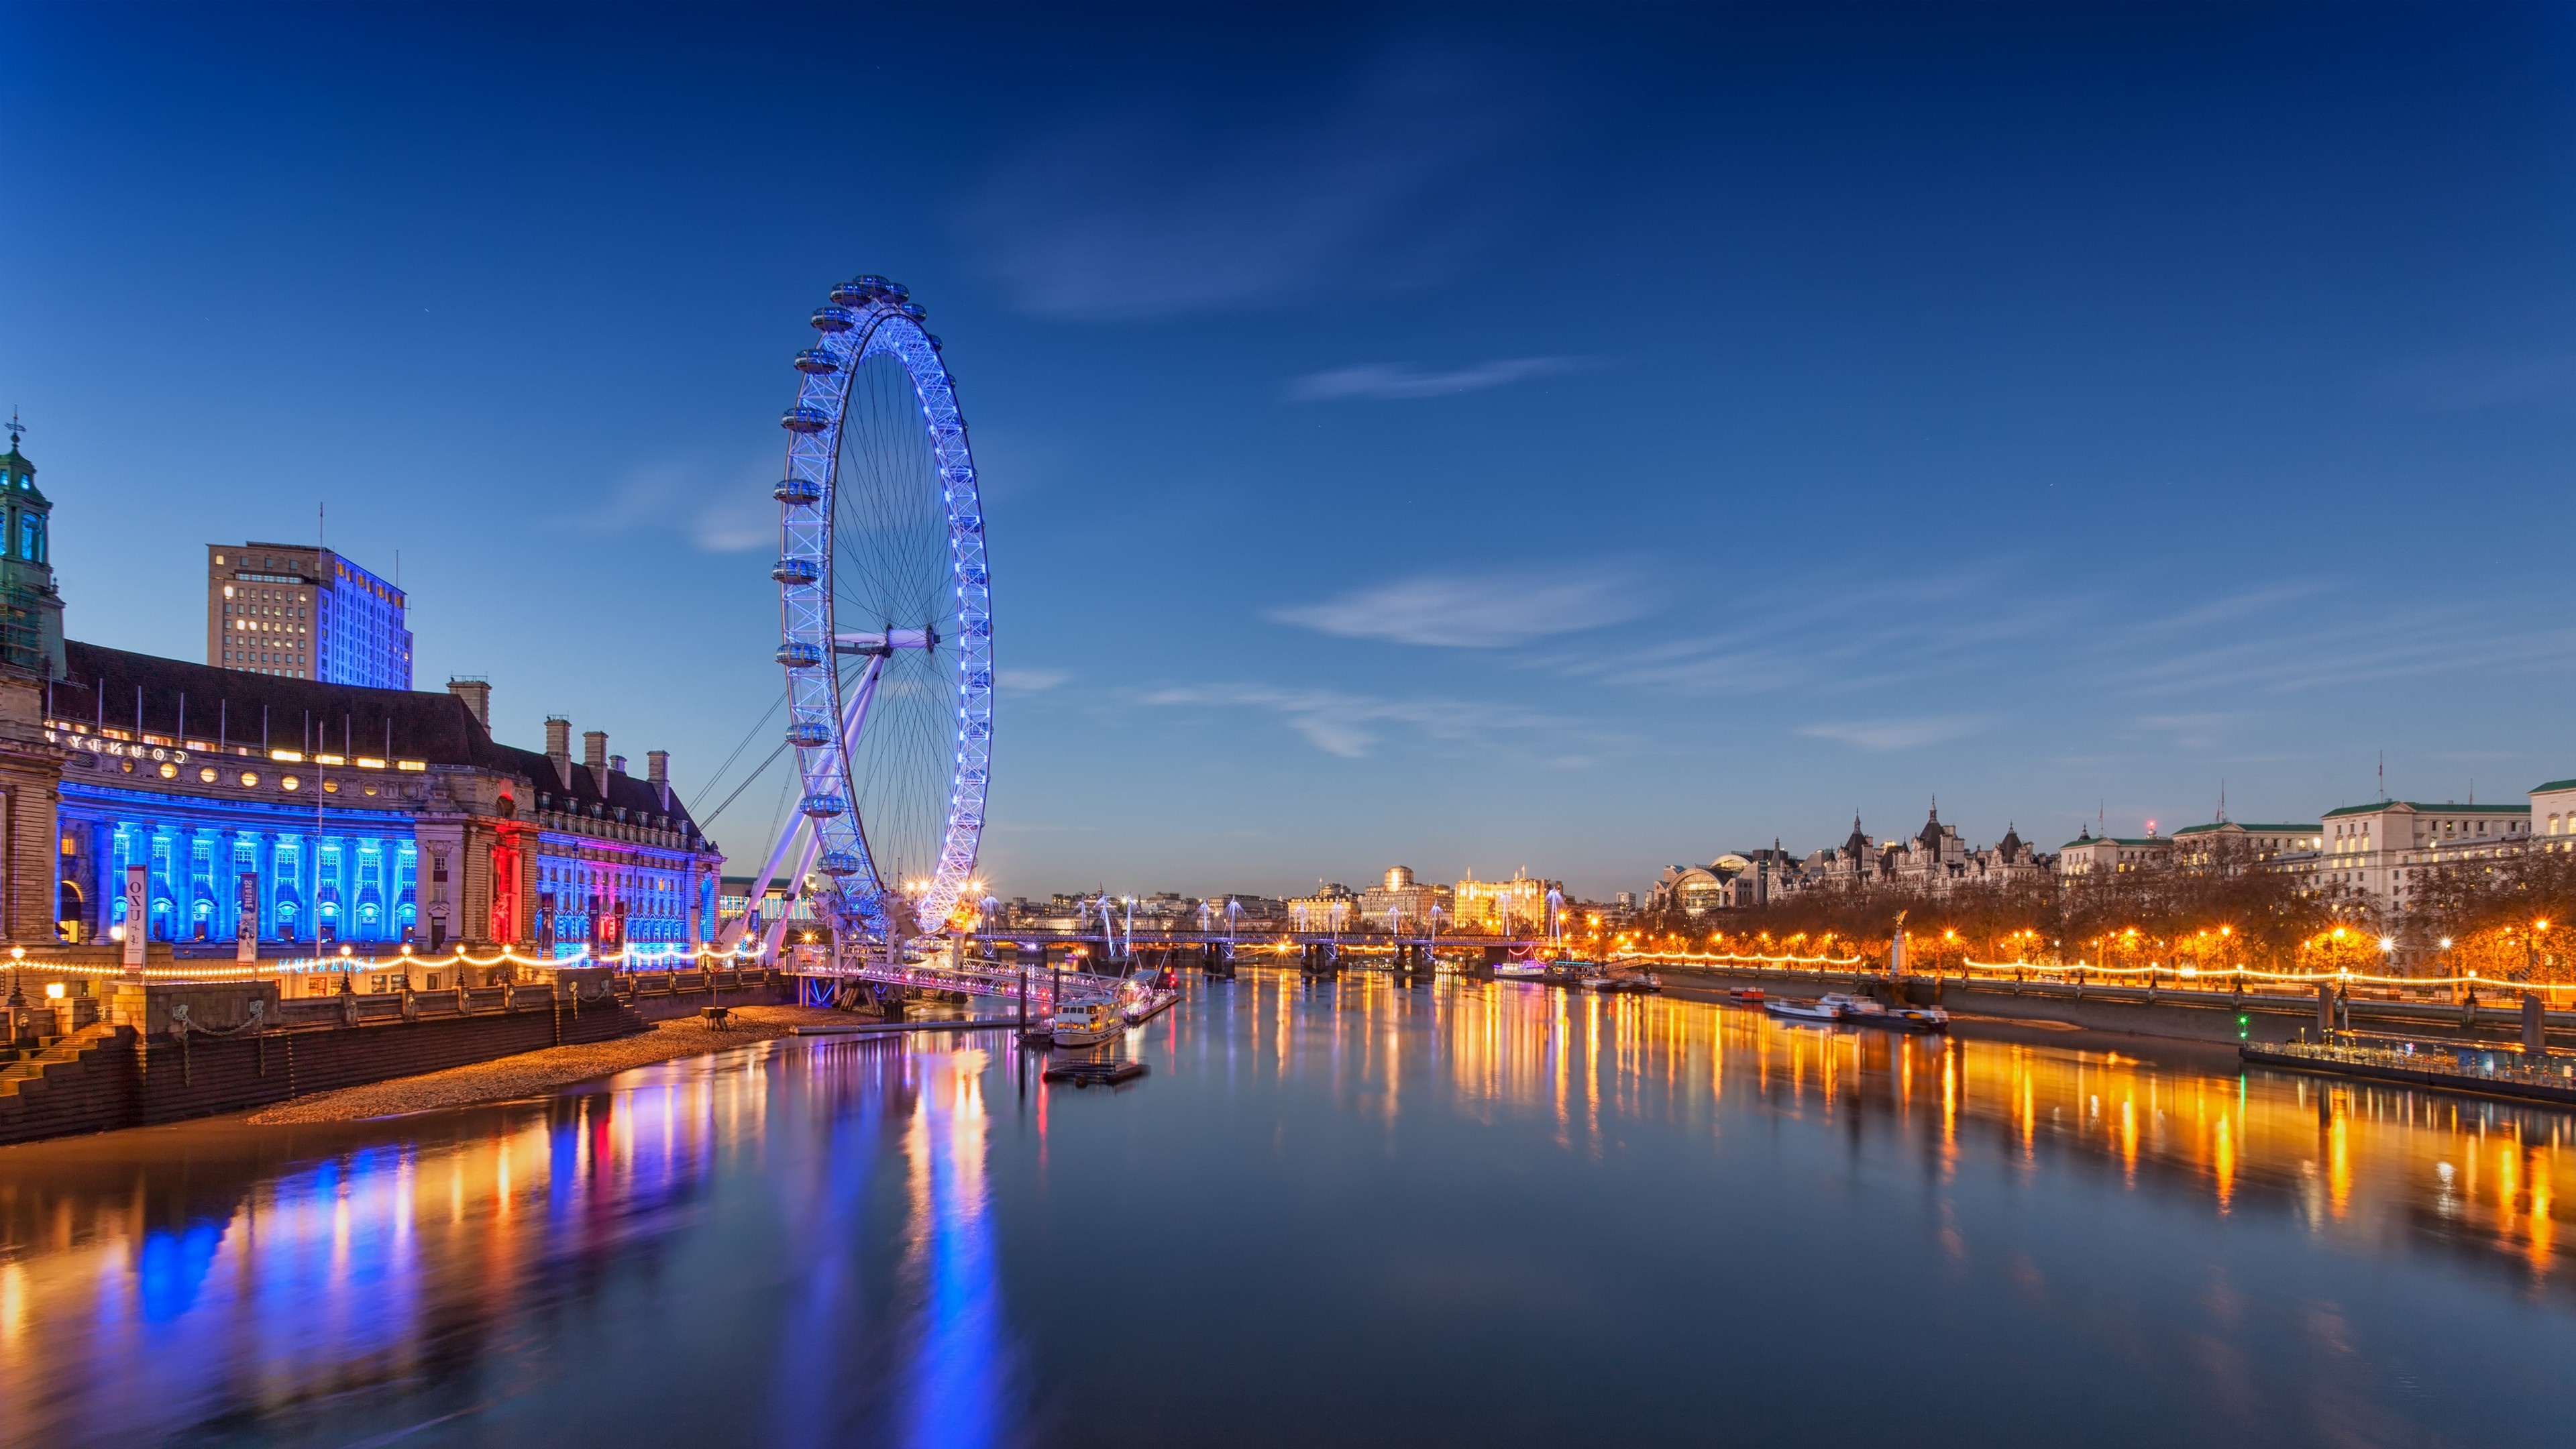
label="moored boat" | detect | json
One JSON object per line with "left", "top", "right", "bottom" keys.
{"left": 1764, "top": 996, "right": 1848, "bottom": 1022}
{"left": 1819, "top": 991, "right": 1948, "bottom": 1032}
{"left": 1121, "top": 966, "right": 1181, "bottom": 1025}
{"left": 1725, "top": 987, "right": 1766, "bottom": 1005}
{"left": 1049, "top": 997, "right": 1126, "bottom": 1048}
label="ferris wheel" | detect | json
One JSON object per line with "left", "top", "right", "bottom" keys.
{"left": 761, "top": 274, "right": 991, "bottom": 961}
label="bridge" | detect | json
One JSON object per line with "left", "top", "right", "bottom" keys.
{"left": 769, "top": 927, "right": 1556, "bottom": 1010}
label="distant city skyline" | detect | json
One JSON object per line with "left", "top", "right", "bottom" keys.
{"left": 8, "top": 3, "right": 2574, "bottom": 898}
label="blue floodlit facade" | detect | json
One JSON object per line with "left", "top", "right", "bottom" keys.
{"left": 317, "top": 551, "right": 412, "bottom": 689}
{"left": 62, "top": 779, "right": 421, "bottom": 945}
{"left": 50, "top": 641, "right": 722, "bottom": 956}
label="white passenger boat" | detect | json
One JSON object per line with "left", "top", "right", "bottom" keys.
{"left": 1049, "top": 998, "right": 1126, "bottom": 1049}
{"left": 1493, "top": 959, "right": 1548, "bottom": 979}
{"left": 1764, "top": 996, "right": 1849, "bottom": 1022}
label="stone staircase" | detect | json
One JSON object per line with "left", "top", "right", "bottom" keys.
{"left": 1, "top": 1022, "right": 109, "bottom": 1087}
{"left": 0, "top": 1022, "right": 136, "bottom": 1142}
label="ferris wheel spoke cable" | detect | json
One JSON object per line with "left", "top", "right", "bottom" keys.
{"left": 696, "top": 690, "right": 787, "bottom": 810}
{"left": 696, "top": 737, "right": 792, "bottom": 830}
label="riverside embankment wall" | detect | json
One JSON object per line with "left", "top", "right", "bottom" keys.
{"left": 1656, "top": 965, "right": 2576, "bottom": 1051}
{"left": 0, "top": 970, "right": 794, "bottom": 1146}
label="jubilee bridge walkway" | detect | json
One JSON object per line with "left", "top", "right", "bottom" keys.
{"left": 777, "top": 928, "right": 1552, "bottom": 1010}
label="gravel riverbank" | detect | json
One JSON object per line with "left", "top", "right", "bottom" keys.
{"left": 244, "top": 1004, "right": 872, "bottom": 1124}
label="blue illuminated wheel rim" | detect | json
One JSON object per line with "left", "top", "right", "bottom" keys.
{"left": 773, "top": 276, "right": 991, "bottom": 951}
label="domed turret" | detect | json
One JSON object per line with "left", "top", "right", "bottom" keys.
{"left": 0, "top": 413, "right": 64, "bottom": 679}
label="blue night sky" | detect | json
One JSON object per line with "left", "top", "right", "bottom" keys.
{"left": 5, "top": 3, "right": 2573, "bottom": 899}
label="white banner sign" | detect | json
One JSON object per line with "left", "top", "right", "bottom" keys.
{"left": 236, "top": 871, "right": 258, "bottom": 964}
{"left": 122, "top": 864, "right": 147, "bottom": 970}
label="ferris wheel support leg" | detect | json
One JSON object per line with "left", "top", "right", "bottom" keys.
{"left": 717, "top": 817, "right": 810, "bottom": 950}
{"left": 722, "top": 659, "right": 881, "bottom": 953}
{"left": 759, "top": 827, "right": 826, "bottom": 965}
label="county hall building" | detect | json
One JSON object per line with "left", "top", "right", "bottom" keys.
{"left": 0, "top": 421, "right": 724, "bottom": 969}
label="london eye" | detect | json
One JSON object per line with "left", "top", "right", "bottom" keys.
{"left": 751, "top": 274, "right": 991, "bottom": 967}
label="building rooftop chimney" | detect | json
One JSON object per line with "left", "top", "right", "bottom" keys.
{"left": 646, "top": 749, "right": 668, "bottom": 786}
{"left": 583, "top": 730, "right": 607, "bottom": 772}
{"left": 446, "top": 676, "right": 490, "bottom": 728}
{"left": 544, "top": 716, "right": 572, "bottom": 792}
{"left": 608, "top": 753, "right": 627, "bottom": 775}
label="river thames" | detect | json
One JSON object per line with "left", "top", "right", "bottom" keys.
{"left": 2, "top": 971, "right": 2571, "bottom": 1446}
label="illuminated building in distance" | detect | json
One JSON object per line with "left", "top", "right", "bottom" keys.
{"left": 206, "top": 542, "right": 413, "bottom": 688}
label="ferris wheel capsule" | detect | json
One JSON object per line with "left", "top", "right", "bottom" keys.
{"left": 773, "top": 478, "right": 822, "bottom": 505}
{"left": 809, "top": 305, "right": 855, "bottom": 333}
{"left": 793, "top": 348, "right": 841, "bottom": 374}
{"left": 780, "top": 406, "right": 830, "bottom": 434}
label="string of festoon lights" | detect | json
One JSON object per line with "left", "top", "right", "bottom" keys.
{"left": 1961, "top": 958, "right": 2571, "bottom": 993}
{"left": 1611, "top": 949, "right": 1867, "bottom": 967}
{"left": 1587, "top": 945, "right": 2567, "bottom": 997}
{"left": 3, "top": 940, "right": 769, "bottom": 983}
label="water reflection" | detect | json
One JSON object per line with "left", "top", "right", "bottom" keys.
{"left": 1, "top": 971, "right": 2571, "bottom": 1447}
{"left": 1391, "top": 975, "right": 2573, "bottom": 1285}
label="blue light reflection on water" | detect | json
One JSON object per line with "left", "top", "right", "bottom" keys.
{"left": 3, "top": 973, "right": 2575, "bottom": 1446}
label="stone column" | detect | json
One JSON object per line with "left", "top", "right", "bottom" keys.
{"left": 91, "top": 819, "right": 112, "bottom": 944}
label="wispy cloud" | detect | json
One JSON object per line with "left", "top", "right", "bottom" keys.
{"left": 1286, "top": 356, "right": 1595, "bottom": 402}
{"left": 1798, "top": 717, "right": 1988, "bottom": 752}
{"left": 1268, "top": 569, "right": 1644, "bottom": 648}
{"left": 956, "top": 46, "right": 1525, "bottom": 319}
{"left": 559, "top": 451, "right": 772, "bottom": 554}
{"left": 1538, "top": 564, "right": 2051, "bottom": 698}
{"left": 998, "top": 668, "right": 1069, "bottom": 693}
{"left": 1142, "top": 682, "right": 1591, "bottom": 760}
{"left": 2133, "top": 713, "right": 2241, "bottom": 751}
{"left": 2381, "top": 352, "right": 2576, "bottom": 413}
{"left": 2111, "top": 604, "right": 2576, "bottom": 698}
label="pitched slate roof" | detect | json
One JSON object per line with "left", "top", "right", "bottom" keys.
{"left": 58, "top": 641, "right": 503, "bottom": 765}
{"left": 53, "top": 641, "right": 698, "bottom": 830}
{"left": 506, "top": 741, "right": 698, "bottom": 829}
